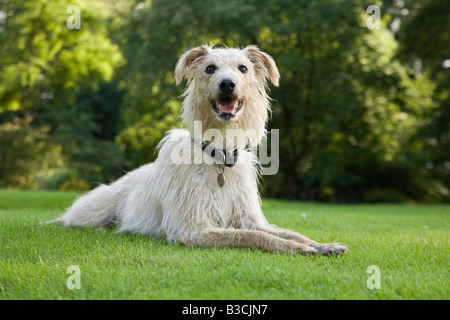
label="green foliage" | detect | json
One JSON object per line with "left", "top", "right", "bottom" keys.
{"left": 0, "top": 0, "right": 447, "bottom": 201}
{"left": 0, "top": 0, "right": 124, "bottom": 111}
{"left": 394, "top": 0, "right": 450, "bottom": 201}
{"left": 0, "top": 0, "right": 127, "bottom": 188}
{"left": 59, "top": 176, "right": 90, "bottom": 192}
{"left": 114, "top": 0, "right": 443, "bottom": 201}
{"left": 0, "top": 116, "right": 63, "bottom": 188}
{"left": 33, "top": 82, "right": 127, "bottom": 186}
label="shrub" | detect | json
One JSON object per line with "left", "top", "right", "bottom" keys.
{"left": 0, "top": 116, "right": 64, "bottom": 188}
{"left": 59, "top": 176, "right": 91, "bottom": 192}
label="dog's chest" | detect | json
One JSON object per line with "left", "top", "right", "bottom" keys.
{"left": 201, "top": 162, "right": 257, "bottom": 228}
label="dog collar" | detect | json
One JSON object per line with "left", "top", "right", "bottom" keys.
{"left": 200, "top": 141, "right": 239, "bottom": 168}
{"left": 191, "top": 138, "right": 240, "bottom": 188}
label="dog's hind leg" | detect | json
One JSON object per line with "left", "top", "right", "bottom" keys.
{"left": 189, "top": 228, "right": 318, "bottom": 255}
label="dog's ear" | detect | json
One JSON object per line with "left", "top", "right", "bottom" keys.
{"left": 175, "top": 45, "right": 211, "bottom": 85}
{"left": 244, "top": 46, "right": 280, "bottom": 87}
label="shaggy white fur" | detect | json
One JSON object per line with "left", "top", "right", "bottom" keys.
{"left": 53, "top": 45, "right": 347, "bottom": 255}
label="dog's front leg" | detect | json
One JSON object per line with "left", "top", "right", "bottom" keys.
{"left": 254, "top": 225, "right": 347, "bottom": 255}
{"left": 190, "top": 228, "right": 318, "bottom": 255}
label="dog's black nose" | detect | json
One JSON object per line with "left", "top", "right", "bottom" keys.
{"left": 219, "top": 78, "right": 236, "bottom": 94}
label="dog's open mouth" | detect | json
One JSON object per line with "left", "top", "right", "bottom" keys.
{"left": 211, "top": 98, "right": 243, "bottom": 120}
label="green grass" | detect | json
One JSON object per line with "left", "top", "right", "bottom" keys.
{"left": 0, "top": 190, "right": 448, "bottom": 300}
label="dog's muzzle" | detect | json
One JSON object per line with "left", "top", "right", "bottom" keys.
{"left": 211, "top": 78, "right": 243, "bottom": 120}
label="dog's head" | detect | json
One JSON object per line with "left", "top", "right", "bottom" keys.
{"left": 176, "top": 45, "right": 279, "bottom": 119}
{"left": 175, "top": 45, "right": 279, "bottom": 148}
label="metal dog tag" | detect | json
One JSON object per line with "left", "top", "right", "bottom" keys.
{"left": 217, "top": 173, "right": 225, "bottom": 188}
{"left": 215, "top": 153, "right": 226, "bottom": 188}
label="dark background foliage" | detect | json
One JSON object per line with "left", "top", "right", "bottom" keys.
{"left": 0, "top": 0, "right": 448, "bottom": 202}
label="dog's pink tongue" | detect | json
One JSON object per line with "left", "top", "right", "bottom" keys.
{"left": 219, "top": 99, "right": 236, "bottom": 113}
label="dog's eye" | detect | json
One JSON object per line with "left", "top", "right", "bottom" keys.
{"left": 238, "top": 65, "right": 248, "bottom": 73}
{"left": 205, "top": 65, "right": 216, "bottom": 74}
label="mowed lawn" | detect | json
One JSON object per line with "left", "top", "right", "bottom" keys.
{"left": 0, "top": 190, "right": 448, "bottom": 300}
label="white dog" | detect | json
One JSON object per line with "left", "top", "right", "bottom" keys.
{"left": 54, "top": 45, "right": 347, "bottom": 255}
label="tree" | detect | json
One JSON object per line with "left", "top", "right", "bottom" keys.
{"left": 117, "top": 0, "right": 437, "bottom": 201}
{"left": 393, "top": 0, "right": 450, "bottom": 201}
{"left": 1, "top": 0, "right": 445, "bottom": 201}
{"left": 0, "top": 116, "right": 62, "bottom": 188}
{"left": 0, "top": 0, "right": 126, "bottom": 188}
{"left": 0, "top": 0, "right": 124, "bottom": 111}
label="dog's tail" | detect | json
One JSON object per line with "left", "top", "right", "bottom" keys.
{"left": 48, "top": 183, "right": 126, "bottom": 228}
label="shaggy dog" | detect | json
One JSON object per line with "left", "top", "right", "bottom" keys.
{"left": 54, "top": 45, "right": 347, "bottom": 255}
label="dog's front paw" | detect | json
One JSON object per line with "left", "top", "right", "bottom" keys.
{"left": 317, "top": 243, "right": 347, "bottom": 256}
